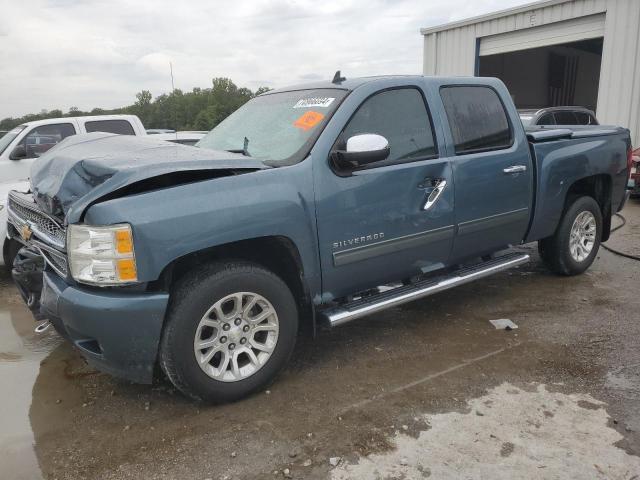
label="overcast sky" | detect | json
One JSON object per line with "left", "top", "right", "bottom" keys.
{"left": 0, "top": 0, "right": 534, "bottom": 119}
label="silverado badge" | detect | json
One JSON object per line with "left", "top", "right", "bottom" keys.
{"left": 20, "top": 224, "right": 33, "bottom": 242}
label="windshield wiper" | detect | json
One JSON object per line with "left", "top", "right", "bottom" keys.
{"left": 225, "top": 137, "right": 251, "bottom": 157}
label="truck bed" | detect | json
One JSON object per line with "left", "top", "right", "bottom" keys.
{"left": 525, "top": 125, "right": 630, "bottom": 243}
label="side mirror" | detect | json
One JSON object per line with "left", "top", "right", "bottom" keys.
{"left": 9, "top": 144, "right": 27, "bottom": 160}
{"left": 332, "top": 133, "right": 390, "bottom": 169}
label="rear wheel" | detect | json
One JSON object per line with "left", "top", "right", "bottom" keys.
{"left": 159, "top": 261, "right": 298, "bottom": 403}
{"left": 538, "top": 195, "right": 602, "bottom": 276}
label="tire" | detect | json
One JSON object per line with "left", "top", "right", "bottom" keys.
{"left": 159, "top": 261, "right": 298, "bottom": 403}
{"left": 538, "top": 195, "right": 602, "bottom": 276}
{"left": 3, "top": 238, "right": 21, "bottom": 270}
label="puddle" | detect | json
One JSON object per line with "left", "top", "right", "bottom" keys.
{"left": 606, "top": 365, "right": 640, "bottom": 399}
{"left": 0, "top": 305, "right": 62, "bottom": 480}
{"left": 331, "top": 383, "right": 640, "bottom": 479}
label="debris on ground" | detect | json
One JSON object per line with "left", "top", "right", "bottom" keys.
{"left": 329, "top": 456, "right": 341, "bottom": 467}
{"left": 489, "top": 319, "right": 518, "bottom": 330}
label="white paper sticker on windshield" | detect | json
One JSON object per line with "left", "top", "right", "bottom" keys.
{"left": 293, "top": 97, "right": 335, "bottom": 109}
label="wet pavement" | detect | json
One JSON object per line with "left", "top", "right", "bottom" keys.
{"left": 1, "top": 199, "right": 639, "bottom": 480}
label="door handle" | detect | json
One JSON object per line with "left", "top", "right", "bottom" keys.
{"left": 503, "top": 165, "right": 527, "bottom": 174}
{"left": 423, "top": 179, "right": 447, "bottom": 211}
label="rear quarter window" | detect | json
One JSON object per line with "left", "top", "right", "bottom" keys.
{"left": 440, "top": 86, "right": 512, "bottom": 155}
{"left": 84, "top": 119, "right": 136, "bottom": 135}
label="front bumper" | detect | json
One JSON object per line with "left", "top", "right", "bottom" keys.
{"left": 41, "top": 271, "right": 169, "bottom": 383}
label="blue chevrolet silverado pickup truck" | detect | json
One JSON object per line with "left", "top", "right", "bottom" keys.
{"left": 7, "top": 75, "right": 632, "bottom": 402}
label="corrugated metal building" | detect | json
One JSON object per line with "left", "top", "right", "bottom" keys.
{"left": 421, "top": 0, "right": 640, "bottom": 145}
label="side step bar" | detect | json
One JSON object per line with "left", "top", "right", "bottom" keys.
{"left": 321, "top": 252, "right": 530, "bottom": 327}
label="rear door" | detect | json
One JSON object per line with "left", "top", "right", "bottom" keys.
{"left": 438, "top": 84, "right": 533, "bottom": 261}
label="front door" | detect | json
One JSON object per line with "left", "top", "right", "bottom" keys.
{"left": 313, "top": 85, "right": 455, "bottom": 300}
{"left": 438, "top": 85, "right": 533, "bottom": 260}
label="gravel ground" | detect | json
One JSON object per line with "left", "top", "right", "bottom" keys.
{"left": 0, "top": 199, "right": 639, "bottom": 480}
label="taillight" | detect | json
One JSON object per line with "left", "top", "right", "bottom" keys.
{"left": 628, "top": 147, "right": 634, "bottom": 178}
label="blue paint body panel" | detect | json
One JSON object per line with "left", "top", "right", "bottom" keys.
{"left": 40, "top": 271, "right": 168, "bottom": 383}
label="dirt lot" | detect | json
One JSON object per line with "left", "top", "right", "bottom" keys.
{"left": 1, "top": 200, "right": 639, "bottom": 480}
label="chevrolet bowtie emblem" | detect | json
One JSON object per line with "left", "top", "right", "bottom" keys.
{"left": 20, "top": 224, "right": 33, "bottom": 242}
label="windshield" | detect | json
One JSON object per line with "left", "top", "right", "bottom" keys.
{"left": 0, "top": 125, "right": 26, "bottom": 155}
{"left": 197, "top": 89, "right": 347, "bottom": 165}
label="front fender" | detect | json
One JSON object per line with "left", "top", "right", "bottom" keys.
{"left": 83, "top": 160, "right": 320, "bottom": 294}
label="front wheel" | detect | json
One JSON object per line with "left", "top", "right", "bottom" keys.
{"left": 538, "top": 195, "right": 602, "bottom": 276}
{"left": 159, "top": 261, "right": 298, "bottom": 403}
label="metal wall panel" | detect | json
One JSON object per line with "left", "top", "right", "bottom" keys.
{"left": 596, "top": 0, "right": 640, "bottom": 145}
{"left": 422, "top": 0, "right": 640, "bottom": 146}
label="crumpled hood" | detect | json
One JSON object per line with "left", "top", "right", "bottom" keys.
{"left": 30, "top": 132, "right": 268, "bottom": 222}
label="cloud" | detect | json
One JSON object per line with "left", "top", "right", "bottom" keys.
{"left": 0, "top": 0, "right": 533, "bottom": 118}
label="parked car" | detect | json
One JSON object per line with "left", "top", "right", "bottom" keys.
{"left": 0, "top": 115, "right": 146, "bottom": 268}
{"left": 629, "top": 147, "right": 640, "bottom": 196}
{"left": 154, "top": 131, "right": 207, "bottom": 146}
{"left": 8, "top": 76, "right": 631, "bottom": 402}
{"left": 519, "top": 107, "right": 598, "bottom": 126}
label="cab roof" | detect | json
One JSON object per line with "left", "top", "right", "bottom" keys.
{"left": 264, "top": 74, "right": 509, "bottom": 96}
{"left": 265, "top": 75, "right": 429, "bottom": 94}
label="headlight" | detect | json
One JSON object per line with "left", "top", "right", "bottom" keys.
{"left": 68, "top": 224, "right": 138, "bottom": 285}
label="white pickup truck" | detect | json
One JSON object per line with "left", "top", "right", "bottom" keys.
{"left": 0, "top": 115, "right": 146, "bottom": 267}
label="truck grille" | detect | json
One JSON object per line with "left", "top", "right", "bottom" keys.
{"left": 7, "top": 191, "right": 68, "bottom": 277}
{"left": 7, "top": 192, "right": 66, "bottom": 249}
{"left": 36, "top": 242, "right": 69, "bottom": 277}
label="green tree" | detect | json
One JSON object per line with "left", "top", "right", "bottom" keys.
{"left": 0, "top": 77, "right": 265, "bottom": 131}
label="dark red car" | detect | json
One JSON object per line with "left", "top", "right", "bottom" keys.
{"left": 630, "top": 147, "right": 640, "bottom": 196}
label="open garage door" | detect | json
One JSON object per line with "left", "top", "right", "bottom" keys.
{"left": 479, "top": 14, "right": 605, "bottom": 56}
{"left": 478, "top": 15, "right": 604, "bottom": 112}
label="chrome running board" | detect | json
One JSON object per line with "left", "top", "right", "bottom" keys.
{"left": 321, "top": 252, "right": 530, "bottom": 327}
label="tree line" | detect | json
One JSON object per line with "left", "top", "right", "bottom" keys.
{"left": 0, "top": 78, "right": 270, "bottom": 132}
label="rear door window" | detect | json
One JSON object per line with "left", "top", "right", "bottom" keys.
{"left": 440, "top": 86, "right": 512, "bottom": 155}
{"left": 24, "top": 123, "right": 76, "bottom": 158}
{"left": 85, "top": 119, "right": 136, "bottom": 135}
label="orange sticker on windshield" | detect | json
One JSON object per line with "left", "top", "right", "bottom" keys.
{"left": 293, "top": 111, "right": 324, "bottom": 131}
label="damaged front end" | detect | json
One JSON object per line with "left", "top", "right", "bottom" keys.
{"left": 6, "top": 190, "right": 70, "bottom": 335}
{"left": 29, "top": 132, "right": 267, "bottom": 221}
{"left": 8, "top": 133, "right": 265, "bottom": 335}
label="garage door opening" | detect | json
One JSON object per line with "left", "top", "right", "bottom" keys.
{"left": 478, "top": 37, "right": 603, "bottom": 112}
